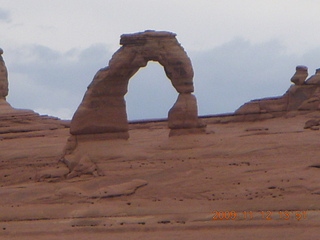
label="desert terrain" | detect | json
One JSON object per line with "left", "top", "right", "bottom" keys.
{"left": 1, "top": 33, "right": 320, "bottom": 239}
{"left": 0, "top": 107, "right": 320, "bottom": 239}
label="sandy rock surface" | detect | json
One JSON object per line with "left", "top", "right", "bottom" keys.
{"left": 1, "top": 109, "right": 320, "bottom": 239}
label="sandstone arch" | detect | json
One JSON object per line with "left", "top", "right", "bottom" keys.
{"left": 70, "top": 30, "right": 204, "bottom": 139}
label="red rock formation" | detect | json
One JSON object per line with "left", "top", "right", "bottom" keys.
{"left": 168, "top": 93, "right": 206, "bottom": 136}
{"left": 70, "top": 30, "right": 204, "bottom": 138}
{"left": 234, "top": 66, "right": 320, "bottom": 121}
{"left": 306, "top": 68, "right": 320, "bottom": 85}
{"left": 0, "top": 48, "right": 8, "bottom": 99}
{"left": 291, "top": 65, "right": 308, "bottom": 85}
{"left": 63, "top": 31, "right": 206, "bottom": 177}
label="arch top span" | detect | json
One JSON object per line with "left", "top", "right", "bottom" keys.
{"left": 120, "top": 30, "right": 177, "bottom": 45}
{"left": 109, "top": 30, "right": 194, "bottom": 94}
{"left": 70, "top": 30, "right": 204, "bottom": 138}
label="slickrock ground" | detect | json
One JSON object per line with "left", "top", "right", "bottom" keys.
{"left": 1, "top": 107, "right": 320, "bottom": 239}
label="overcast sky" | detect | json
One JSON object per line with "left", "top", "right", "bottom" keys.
{"left": 1, "top": 0, "right": 320, "bottom": 120}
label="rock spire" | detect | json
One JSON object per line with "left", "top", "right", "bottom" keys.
{"left": 0, "top": 48, "right": 9, "bottom": 99}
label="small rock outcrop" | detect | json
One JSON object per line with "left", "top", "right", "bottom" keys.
{"left": 290, "top": 65, "right": 308, "bottom": 85}
{"left": 234, "top": 65, "right": 320, "bottom": 121}
{"left": 70, "top": 30, "right": 204, "bottom": 139}
{"left": 304, "top": 119, "right": 320, "bottom": 130}
{"left": 306, "top": 68, "right": 320, "bottom": 85}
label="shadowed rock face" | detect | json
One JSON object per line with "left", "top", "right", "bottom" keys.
{"left": 0, "top": 48, "right": 8, "bottom": 99}
{"left": 70, "top": 30, "right": 203, "bottom": 138}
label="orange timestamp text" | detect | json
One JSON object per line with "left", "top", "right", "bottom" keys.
{"left": 212, "top": 210, "right": 307, "bottom": 220}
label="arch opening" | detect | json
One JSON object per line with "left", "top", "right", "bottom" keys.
{"left": 125, "top": 61, "right": 177, "bottom": 121}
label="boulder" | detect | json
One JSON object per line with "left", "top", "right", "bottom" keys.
{"left": 304, "top": 119, "right": 320, "bottom": 129}
{"left": 290, "top": 65, "right": 308, "bottom": 85}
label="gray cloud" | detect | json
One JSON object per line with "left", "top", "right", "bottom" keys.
{"left": 4, "top": 38, "right": 320, "bottom": 120}
{"left": 190, "top": 38, "right": 300, "bottom": 115}
{"left": 6, "top": 44, "right": 112, "bottom": 119}
{"left": 0, "top": 8, "right": 11, "bottom": 22}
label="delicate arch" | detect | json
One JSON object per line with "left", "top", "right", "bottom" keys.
{"left": 70, "top": 31, "right": 203, "bottom": 138}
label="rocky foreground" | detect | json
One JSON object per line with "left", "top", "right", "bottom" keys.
{"left": 1, "top": 101, "right": 320, "bottom": 239}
